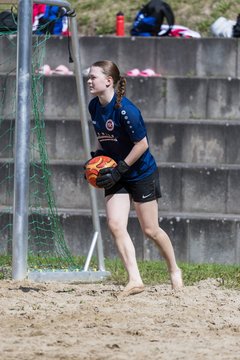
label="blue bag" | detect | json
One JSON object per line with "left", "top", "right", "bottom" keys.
{"left": 130, "top": 0, "right": 174, "bottom": 37}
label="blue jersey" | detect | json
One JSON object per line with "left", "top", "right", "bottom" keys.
{"left": 88, "top": 94, "right": 157, "bottom": 181}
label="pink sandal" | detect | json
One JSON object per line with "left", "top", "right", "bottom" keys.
{"left": 52, "top": 65, "right": 73, "bottom": 75}
{"left": 36, "top": 64, "right": 53, "bottom": 76}
{"left": 139, "top": 68, "right": 161, "bottom": 77}
{"left": 126, "top": 68, "right": 141, "bottom": 76}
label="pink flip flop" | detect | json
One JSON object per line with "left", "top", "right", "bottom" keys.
{"left": 36, "top": 64, "right": 53, "bottom": 76}
{"left": 139, "top": 68, "right": 161, "bottom": 77}
{"left": 52, "top": 65, "right": 73, "bottom": 75}
{"left": 126, "top": 68, "right": 141, "bottom": 76}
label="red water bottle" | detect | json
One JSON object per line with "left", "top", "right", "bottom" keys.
{"left": 116, "top": 12, "right": 125, "bottom": 36}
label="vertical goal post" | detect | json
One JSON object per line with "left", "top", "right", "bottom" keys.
{"left": 1, "top": 0, "right": 109, "bottom": 281}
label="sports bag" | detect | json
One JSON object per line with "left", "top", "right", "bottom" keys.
{"left": 37, "top": 5, "right": 66, "bottom": 34}
{"left": 233, "top": 14, "right": 240, "bottom": 37}
{"left": 0, "top": 10, "right": 17, "bottom": 32}
{"left": 130, "top": 0, "right": 174, "bottom": 37}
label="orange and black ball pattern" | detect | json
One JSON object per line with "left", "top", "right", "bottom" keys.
{"left": 85, "top": 156, "right": 117, "bottom": 188}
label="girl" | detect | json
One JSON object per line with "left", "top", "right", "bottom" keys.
{"left": 87, "top": 60, "right": 183, "bottom": 296}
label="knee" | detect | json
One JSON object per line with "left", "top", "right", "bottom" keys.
{"left": 107, "top": 218, "right": 124, "bottom": 237}
{"left": 143, "top": 227, "right": 159, "bottom": 242}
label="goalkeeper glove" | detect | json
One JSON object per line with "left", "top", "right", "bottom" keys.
{"left": 96, "top": 160, "right": 130, "bottom": 189}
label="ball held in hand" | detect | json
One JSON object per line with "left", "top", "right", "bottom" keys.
{"left": 85, "top": 155, "right": 117, "bottom": 188}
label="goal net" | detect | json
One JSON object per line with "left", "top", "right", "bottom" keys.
{"left": 0, "top": 2, "right": 108, "bottom": 281}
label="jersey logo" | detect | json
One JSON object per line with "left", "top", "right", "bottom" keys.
{"left": 106, "top": 119, "right": 114, "bottom": 131}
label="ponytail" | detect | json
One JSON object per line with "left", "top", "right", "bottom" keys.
{"left": 115, "top": 76, "right": 127, "bottom": 109}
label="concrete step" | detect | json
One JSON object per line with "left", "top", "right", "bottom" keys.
{"left": 1, "top": 36, "right": 239, "bottom": 78}
{"left": 77, "top": 37, "right": 240, "bottom": 79}
{"left": 46, "top": 76, "right": 240, "bottom": 121}
{"left": 147, "top": 120, "right": 240, "bottom": 165}
{"left": 2, "top": 74, "right": 240, "bottom": 121}
{"left": 63, "top": 210, "right": 240, "bottom": 265}
{"left": 1, "top": 118, "right": 240, "bottom": 165}
{"left": 1, "top": 161, "right": 240, "bottom": 215}
{"left": 0, "top": 206, "right": 239, "bottom": 264}
{"left": 0, "top": 119, "right": 96, "bottom": 161}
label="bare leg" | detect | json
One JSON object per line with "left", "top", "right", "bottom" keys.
{"left": 105, "top": 194, "right": 144, "bottom": 295}
{"left": 134, "top": 200, "right": 183, "bottom": 290}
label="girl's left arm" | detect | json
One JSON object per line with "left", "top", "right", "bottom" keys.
{"left": 124, "top": 136, "right": 148, "bottom": 166}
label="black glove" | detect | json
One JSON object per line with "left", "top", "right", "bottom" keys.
{"left": 83, "top": 149, "right": 107, "bottom": 181}
{"left": 90, "top": 149, "right": 106, "bottom": 158}
{"left": 96, "top": 160, "right": 130, "bottom": 189}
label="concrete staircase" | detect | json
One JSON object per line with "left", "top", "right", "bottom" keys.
{"left": 1, "top": 36, "right": 240, "bottom": 263}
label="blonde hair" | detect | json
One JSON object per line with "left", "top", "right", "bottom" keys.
{"left": 91, "top": 60, "right": 126, "bottom": 108}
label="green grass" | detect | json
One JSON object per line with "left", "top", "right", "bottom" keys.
{"left": 68, "top": 0, "right": 239, "bottom": 37}
{"left": 1, "top": 255, "right": 240, "bottom": 290}
{"left": 106, "top": 258, "right": 240, "bottom": 289}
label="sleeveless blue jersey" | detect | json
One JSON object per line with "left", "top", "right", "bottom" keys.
{"left": 88, "top": 94, "right": 157, "bottom": 181}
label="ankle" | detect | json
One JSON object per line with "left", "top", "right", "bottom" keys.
{"left": 170, "top": 268, "right": 183, "bottom": 290}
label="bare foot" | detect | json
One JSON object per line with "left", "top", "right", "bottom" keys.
{"left": 118, "top": 281, "right": 145, "bottom": 297}
{"left": 170, "top": 268, "right": 183, "bottom": 290}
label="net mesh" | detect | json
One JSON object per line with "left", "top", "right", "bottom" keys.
{"left": 0, "top": 7, "right": 81, "bottom": 271}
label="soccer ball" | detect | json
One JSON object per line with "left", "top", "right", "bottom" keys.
{"left": 85, "top": 155, "right": 117, "bottom": 188}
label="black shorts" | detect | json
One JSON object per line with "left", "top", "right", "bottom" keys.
{"left": 105, "top": 169, "right": 162, "bottom": 203}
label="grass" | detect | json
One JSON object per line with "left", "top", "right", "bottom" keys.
{"left": 69, "top": 0, "right": 239, "bottom": 37}
{"left": 1, "top": 255, "right": 240, "bottom": 290}
{"left": 1, "top": 0, "right": 239, "bottom": 36}
{"left": 106, "top": 258, "right": 240, "bottom": 289}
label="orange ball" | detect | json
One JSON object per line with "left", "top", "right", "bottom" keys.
{"left": 85, "top": 155, "right": 117, "bottom": 188}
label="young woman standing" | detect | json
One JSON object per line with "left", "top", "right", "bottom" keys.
{"left": 86, "top": 60, "right": 183, "bottom": 296}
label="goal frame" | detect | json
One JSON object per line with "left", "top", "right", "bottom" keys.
{"left": 5, "top": 0, "right": 109, "bottom": 282}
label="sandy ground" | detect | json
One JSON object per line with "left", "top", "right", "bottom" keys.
{"left": 0, "top": 278, "right": 240, "bottom": 360}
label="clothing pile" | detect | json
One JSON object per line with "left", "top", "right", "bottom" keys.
{"left": 33, "top": 4, "right": 70, "bottom": 35}
{"left": 159, "top": 24, "right": 201, "bottom": 38}
{"left": 211, "top": 14, "right": 240, "bottom": 38}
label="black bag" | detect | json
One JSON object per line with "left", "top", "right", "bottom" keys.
{"left": 131, "top": 0, "right": 174, "bottom": 37}
{"left": 233, "top": 14, "right": 240, "bottom": 38}
{"left": 0, "top": 10, "right": 17, "bottom": 32}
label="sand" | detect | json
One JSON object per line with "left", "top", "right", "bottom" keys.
{"left": 0, "top": 278, "right": 239, "bottom": 360}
